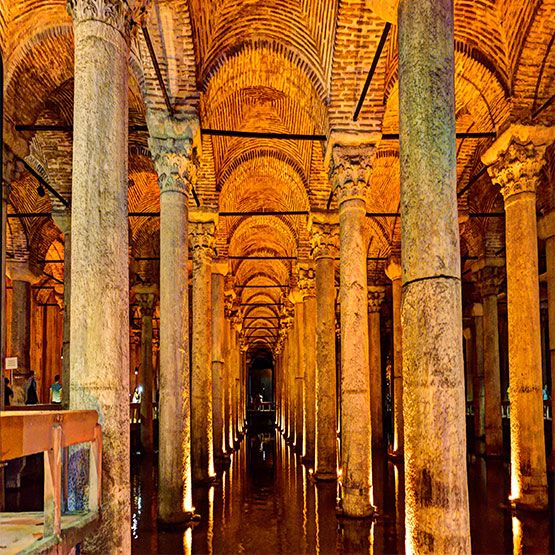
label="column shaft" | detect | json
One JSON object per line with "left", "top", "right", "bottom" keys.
{"left": 9, "top": 280, "right": 31, "bottom": 404}
{"left": 294, "top": 300, "right": 305, "bottom": 452}
{"left": 391, "top": 275, "right": 403, "bottom": 456}
{"left": 314, "top": 256, "right": 337, "bottom": 479}
{"left": 139, "top": 304, "right": 154, "bottom": 452}
{"left": 546, "top": 236, "right": 555, "bottom": 461}
{"left": 368, "top": 309, "right": 382, "bottom": 447}
{"left": 212, "top": 271, "right": 225, "bottom": 460}
{"left": 69, "top": 4, "right": 130, "bottom": 549}
{"left": 339, "top": 197, "right": 372, "bottom": 517}
{"left": 505, "top": 191, "right": 547, "bottom": 508}
{"left": 303, "top": 295, "right": 317, "bottom": 462}
{"left": 398, "top": 0, "right": 470, "bottom": 549}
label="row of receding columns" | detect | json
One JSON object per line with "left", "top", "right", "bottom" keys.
{"left": 60, "top": 0, "right": 553, "bottom": 551}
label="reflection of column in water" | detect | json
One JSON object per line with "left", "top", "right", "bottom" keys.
{"left": 341, "top": 520, "right": 373, "bottom": 554}
{"left": 207, "top": 485, "right": 214, "bottom": 555}
{"left": 315, "top": 481, "right": 339, "bottom": 554}
{"left": 183, "top": 527, "right": 192, "bottom": 555}
{"left": 371, "top": 450, "right": 385, "bottom": 554}
{"left": 394, "top": 463, "right": 405, "bottom": 555}
{"left": 512, "top": 512, "right": 550, "bottom": 555}
{"left": 305, "top": 467, "right": 317, "bottom": 554}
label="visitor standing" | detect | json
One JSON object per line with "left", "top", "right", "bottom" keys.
{"left": 4, "top": 377, "right": 13, "bottom": 406}
{"left": 50, "top": 374, "right": 62, "bottom": 405}
{"left": 25, "top": 371, "right": 39, "bottom": 405}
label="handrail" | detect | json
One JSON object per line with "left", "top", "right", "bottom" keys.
{"left": 0, "top": 410, "right": 102, "bottom": 545}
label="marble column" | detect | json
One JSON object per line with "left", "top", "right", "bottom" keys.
{"left": 310, "top": 215, "right": 338, "bottom": 480}
{"left": 148, "top": 113, "right": 199, "bottom": 521}
{"left": 333, "top": 144, "right": 374, "bottom": 517}
{"left": 223, "top": 284, "right": 235, "bottom": 454}
{"left": 136, "top": 287, "right": 157, "bottom": 453}
{"left": 298, "top": 264, "right": 317, "bottom": 463}
{"left": 52, "top": 211, "right": 71, "bottom": 408}
{"left": 474, "top": 262, "right": 504, "bottom": 456}
{"left": 6, "top": 260, "right": 38, "bottom": 404}
{"left": 538, "top": 211, "right": 555, "bottom": 463}
{"left": 471, "top": 303, "right": 486, "bottom": 455}
{"left": 291, "top": 289, "right": 305, "bottom": 452}
{"left": 385, "top": 259, "right": 403, "bottom": 457}
{"left": 398, "top": 0, "right": 470, "bottom": 549}
{"left": 190, "top": 216, "right": 217, "bottom": 482}
{"left": 367, "top": 285, "right": 385, "bottom": 448}
{"left": 483, "top": 126, "right": 554, "bottom": 510}
{"left": 212, "top": 263, "right": 227, "bottom": 461}
{"left": 67, "top": 0, "right": 131, "bottom": 549}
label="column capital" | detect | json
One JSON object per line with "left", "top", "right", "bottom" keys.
{"left": 190, "top": 220, "right": 216, "bottom": 265}
{"left": 385, "top": 257, "right": 402, "bottom": 282}
{"left": 212, "top": 259, "right": 229, "bottom": 276}
{"left": 538, "top": 211, "right": 555, "bottom": 240}
{"left": 330, "top": 143, "right": 375, "bottom": 205}
{"left": 6, "top": 260, "right": 41, "bottom": 283}
{"left": 310, "top": 220, "right": 339, "bottom": 260}
{"left": 133, "top": 284, "right": 158, "bottom": 317}
{"left": 482, "top": 125, "right": 554, "bottom": 201}
{"left": 367, "top": 285, "right": 386, "bottom": 313}
{"left": 67, "top": 0, "right": 132, "bottom": 35}
{"left": 297, "top": 263, "right": 316, "bottom": 298}
{"left": 52, "top": 210, "right": 71, "bottom": 235}
{"left": 148, "top": 114, "right": 200, "bottom": 196}
{"left": 473, "top": 265, "right": 505, "bottom": 298}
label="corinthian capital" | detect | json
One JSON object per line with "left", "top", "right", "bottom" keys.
{"left": 310, "top": 222, "right": 339, "bottom": 260}
{"left": 330, "top": 144, "right": 375, "bottom": 205}
{"left": 487, "top": 140, "right": 547, "bottom": 200}
{"left": 190, "top": 221, "right": 216, "bottom": 266}
{"left": 367, "top": 285, "right": 386, "bottom": 313}
{"left": 297, "top": 263, "right": 316, "bottom": 298}
{"left": 149, "top": 140, "right": 198, "bottom": 195}
{"left": 67, "top": 0, "right": 131, "bottom": 33}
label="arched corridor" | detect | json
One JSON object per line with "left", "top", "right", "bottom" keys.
{"left": 0, "top": 0, "right": 554, "bottom": 553}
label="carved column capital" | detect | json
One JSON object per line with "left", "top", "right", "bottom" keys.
{"left": 385, "top": 257, "right": 402, "bottom": 282}
{"left": 297, "top": 263, "right": 316, "bottom": 298}
{"left": 190, "top": 221, "right": 216, "bottom": 266}
{"left": 474, "top": 266, "right": 505, "bottom": 298}
{"left": 310, "top": 222, "right": 339, "bottom": 260}
{"left": 367, "top": 285, "right": 386, "bottom": 313}
{"left": 67, "top": 0, "right": 132, "bottom": 35}
{"left": 487, "top": 140, "right": 547, "bottom": 201}
{"left": 330, "top": 143, "right": 375, "bottom": 205}
{"left": 150, "top": 143, "right": 198, "bottom": 196}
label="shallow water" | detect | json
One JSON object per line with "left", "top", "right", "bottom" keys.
{"left": 131, "top": 431, "right": 555, "bottom": 554}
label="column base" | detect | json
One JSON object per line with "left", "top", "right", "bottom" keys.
{"left": 337, "top": 493, "right": 375, "bottom": 520}
{"left": 158, "top": 510, "right": 197, "bottom": 527}
{"left": 387, "top": 447, "right": 404, "bottom": 462}
{"left": 193, "top": 474, "right": 217, "bottom": 486}
{"left": 510, "top": 492, "right": 549, "bottom": 512}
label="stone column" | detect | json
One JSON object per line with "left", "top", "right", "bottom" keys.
{"left": 385, "top": 259, "right": 403, "bottom": 457}
{"left": 398, "top": 0, "right": 470, "bottom": 549}
{"left": 148, "top": 113, "right": 199, "bottom": 521}
{"left": 190, "top": 216, "right": 217, "bottom": 482}
{"left": 471, "top": 302, "right": 486, "bottom": 453}
{"left": 67, "top": 0, "right": 131, "bottom": 549}
{"left": 538, "top": 211, "right": 555, "bottom": 463}
{"left": 367, "top": 285, "right": 385, "bottom": 448}
{"left": 310, "top": 216, "right": 338, "bottom": 480}
{"left": 52, "top": 211, "right": 71, "bottom": 408}
{"left": 290, "top": 288, "right": 305, "bottom": 452}
{"left": 136, "top": 287, "right": 157, "bottom": 452}
{"left": 333, "top": 144, "right": 374, "bottom": 517}
{"left": 298, "top": 264, "right": 317, "bottom": 463}
{"left": 223, "top": 283, "right": 235, "bottom": 454}
{"left": 6, "top": 261, "right": 38, "bottom": 404}
{"left": 212, "top": 262, "right": 227, "bottom": 462}
{"left": 230, "top": 312, "right": 242, "bottom": 443}
{"left": 483, "top": 126, "right": 554, "bottom": 509}
{"left": 474, "top": 261, "right": 504, "bottom": 456}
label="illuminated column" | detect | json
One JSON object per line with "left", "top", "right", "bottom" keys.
{"left": 538, "top": 212, "right": 555, "bottom": 463}
{"left": 136, "top": 287, "right": 157, "bottom": 452}
{"left": 212, "top": 262, "right": 227, "bottom": 461}
{"left": 290, "top": 288, "right": 305, "bottom": 452}
{"left": 190, "top": 216, "right": 216, "bottom": 482}
{"left": 67, "top": 0, "right": 131, "bottom": 549}
{"left": 471, "top": 302, "right": 486, "bottom": 454}
{"left": 333, "top": 143, "right": 374, "bottom": 517}
{"left": 310, "top": 215, "right": 338, "bottom": 480}
{"left": 52, "top": 211, "right": 71, "bottom": 408}
{"left": 367, "top": 285, "right": 385, "bottom": 448}
{"left": 483, "top": 127, "right": 554, "bottom": 509}
{"left": 398, "top": 0, "right": 470, "bottom": 549}
{"left": 148, "top": 113, "right": 199, "bottom": 522}
{"left": 223, "top": 283, "right": 235, "bottom": 453}
{"left": 385, "top": 259, "right": 403, "bottom": 457}
{"left": 473, "top": 261, "right": 504, "bottom": 456}
{"left": 6, "top": 261, "right": 38, "bottom": 404}
{"left": 298, "top": 263, "right": 317, "bottom": 463}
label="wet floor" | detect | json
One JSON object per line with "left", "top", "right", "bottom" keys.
{"left": 131, "top": 431, "right": 555, "bottom": 554}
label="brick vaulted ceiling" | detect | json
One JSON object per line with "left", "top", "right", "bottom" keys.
{"left": 1, "top": 0, "right": 554, "bottom": 351}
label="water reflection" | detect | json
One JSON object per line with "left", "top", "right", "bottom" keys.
{"left": 131, "top": 432, "right": 553, "bottom": 554}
